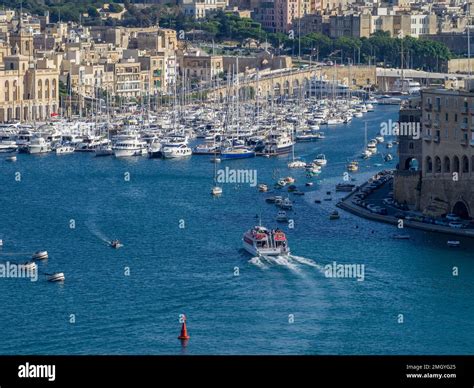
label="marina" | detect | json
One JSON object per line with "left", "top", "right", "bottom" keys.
{"left": 1, "top": 103, "right": 473, "bottom": 355}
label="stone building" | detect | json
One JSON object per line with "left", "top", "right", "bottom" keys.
{"left": 394, "top": 82, "right": 474, "bottom": 219}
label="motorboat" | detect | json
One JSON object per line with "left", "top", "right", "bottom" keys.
{"left": 347, "top": 161, "right": 359, "bottom": 172}
{"left": 242, "top": 225, "right": 290, "bottom": 256}
{"left": 276, "top": 210, "right": 289, "bottom": 222}
{"left": 113, "top": 135, "right": 147, "bottom": 157}
{"left": 27, "top": 137, "right": 51, "bottom": 154}
{"left": 220, "top": 145, "right": 255, "bottom": 160}
{"left": 278, "top": 197, "right": 293, "bottom": 210}
{"left": 47, "top": 272, "right": 65, "bottom": 282}
{"left": 110, "top": 240, "right": 123, "bottom": 249}
{"left": 162, "top": 144, "right": 192, "bottom": 159}
{"left": 447, "top": 240, "right": 461, "bottom": 248}
{"left": 5, "top": 155, "right": 17, "bottom": 162}
{"left": 384, "top": 153, "right": 393, "bottom": 162}
{"left": 258, "top": 184, "right": 268, "bottom": 192}
{"left": 313, "top": 154, "right": 327, "bottom": 166}
{"left": 95, "top": 143, "right": 114, "bottom": 157}
{"left": 0, "top": 140, "right": 18, "bottom": 153}
{"left": 211, "top": 186, "right": 223, "bottom": 196}
{"left": 288, "top": 159, "right": 306, "bottom": 168}
{"left": 329, "top": 211, "right": 340, "bottom": 220}
{"left": 55, "top": 145, "right": 75, "bottom": 155}
{"left": 32, "top": 250, "right": 48, "bottom": 260}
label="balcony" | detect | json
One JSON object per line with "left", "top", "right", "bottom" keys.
{"left": 461, "top": 122, "right": 469, "bottom": 130}
{"left": 433, "top": 119, "right": 440, "bottom": 127}
{"left": 461, "top": 138, "right": 469, "bottom": 146}
{"left": 423, "top": 134, "right": 432, "bottom": 141}
{"left": 433, "top": 135, "right": 440, "bottom": 143}
{"left": 423, "top": 118, "right": 432, "bottom": 126}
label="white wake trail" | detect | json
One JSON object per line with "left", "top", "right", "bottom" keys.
{"left": 85, "top": 220, "right": 111, "bottom": 244}
{"left": 248, "top": 256, "right": 268, "bottom": 269}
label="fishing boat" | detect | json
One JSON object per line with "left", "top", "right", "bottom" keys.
{"left": 242, "top": 225, "right": 290, "bottom": 256}
{"left": 48, "top": 272, "right": 65, "bottom": 282}
{"left": 32, "top": 250, "right": 48, "bottom": 260}
{"left": 278, "top": 197, "right": 293, "bottom": 210}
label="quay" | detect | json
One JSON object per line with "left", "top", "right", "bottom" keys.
{"left": 337, "top": 172, "right": 474, "bottom": 238}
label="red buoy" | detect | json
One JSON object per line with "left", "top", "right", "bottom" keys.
{"left": 178, "top": 316, "right": 190, "bottom": 340}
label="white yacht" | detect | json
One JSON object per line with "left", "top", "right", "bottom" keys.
{"left": 0, "top": 140, "right": 18, "bottom": 153}
{"left": 48, "top": 272, "right": 65, "bottom": 282}
{"left": 27, "top": 137, "right": 51, "bottom": 154}
{"left": 161, "top": 143, "right": 192, "bottom": 159}
{"left": 113, "top": 135, "right": 147, "bottom": 157}
{"left": 242, "top": 225, "right": 290, "bottom": 256}
{"left": 314, "top": 154, "right": 327, "bottom": 166}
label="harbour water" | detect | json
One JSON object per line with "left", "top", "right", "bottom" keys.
{"left": 0, "top": 105, "right": 473, "bottom": 355}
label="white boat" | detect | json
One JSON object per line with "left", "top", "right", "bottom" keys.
{"left": 242, "top": 225, "right": 290, "bottom": 256}
{"left": 55, "top": 145, "right": 75, "bottom": 155}
{"left": 314, "top": 154, "right": 327, "bottom": 166}
{"left": 366, "top": 103, "right": 374, "bottom": 112}
{"left": 32, "top": 250, "right": 48, "bottom": 260}
{"left": 211, "top": 186, "right": 223, "bottom": 196}
{"left": 361, "top": 149, "right": 372, "bottom": 159}
{"left": 161, "top": 144, "right": 192, "bottom": 159}
{"left": 95, "top": 143, "right": 114, "bottom": 157}
{"left": 27, "top": 137, "right": 51, "bottom": 154}
{"left": 258, "top": 184, "right": 268, "bottom": 192}
{"left": 447, "top": 240, "right": 461, "bottom": 248}
{"left": 0, "top": 239, "right": 2, "bottom": 246}
{"left": 5, "top": 155, "right": 17, "bottom": 162}
{"left": 288, "top": 160, "right": 306, "bottom": 168}
{"left": 0, "top": 140, "right": 18, "bottom": 153}
{"left": 113, "top": 135, "right": 147, "bottom": 157}
{"left": 276, "top": 210, "right": 288, "bottom": 222}
{"left": 375, "top": 135, "right": 384, "bottom": 143}
{"left": 326, "top": 117, "right": 344, "bottom": 125}
{"left": 47, "top": 272, "right": 65, "bottom": 282}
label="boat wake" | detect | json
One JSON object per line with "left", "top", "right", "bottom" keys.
{"left": 248, "top": 254, "right": 320, "bottom": 274}
{"left": 85, "top": 220, "right": 111, "bottom": 245}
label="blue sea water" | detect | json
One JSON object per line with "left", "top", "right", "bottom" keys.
{"left": 0, "top": 105, "right": 473, "bottom": 355}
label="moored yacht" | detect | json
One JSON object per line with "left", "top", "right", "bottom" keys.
{"left": 113, "top": 135, "right": 147, "bottom": 157}
{"left": 161, "top": 143, "right": 192, "bottom": 159}
{"left": 27, "top": 137, "right": 51, "bottom": 154}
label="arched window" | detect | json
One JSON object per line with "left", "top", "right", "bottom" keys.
{"left": 37, "top": 80, "right": 42, "bottom": 99}
{"left": 453, "top": 156, "right": 460, "bottom": 173}
{"left": 443, "top": 156, "right": 451, "bottom": 173}
{"left": 45, "top": 79, "right": 50, "bottom": 99}
{"left": 462, "top": 155, "right": 469, "bottom": 173}
{"left": 52, "top": 79, "right": 57, "bottom": 98}
{"left": 4, "top": 81, "right": 9, "bottom": 101}
{"left": 435, "top": 156, "right": 442, "bottom": 173}
{"left": 425, "top": 156, "right": 433, "bottom": 173}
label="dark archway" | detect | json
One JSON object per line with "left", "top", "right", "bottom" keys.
{"left": 404, "top": 157, "right": 419, "bottom": 171}
{"left": 453, "top": 201, "right": 470, "bottom": 220}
